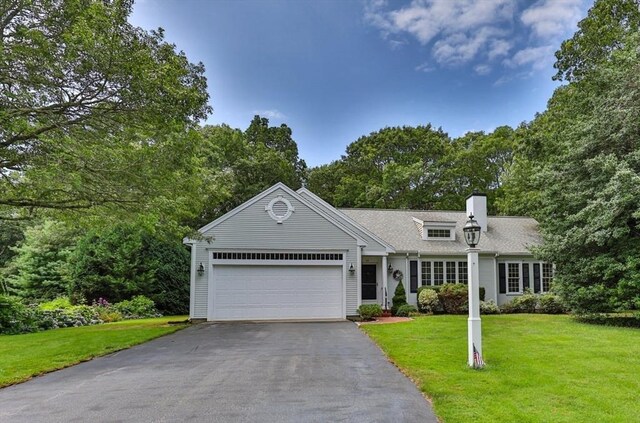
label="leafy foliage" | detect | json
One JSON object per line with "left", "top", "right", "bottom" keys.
{"left": 417, "top": 288, "right": 440, "bottom": 314}
{"left": 395, "top": 304, "right": 417, "bottom": 317}
{"left": 192, "top": 117, "right": 307, "bottom": 227}
{"left": 391, "top": 281, "right": 407, "bottom": 316}
{"left": 500, "top": 1, "right": 640, "bottom": 313}
{"left": 112, "top": 296, "right": 160, "bottom": 319}
{"left": 8, "top": 221, "right": 77, "bottom": 300}
{"left": 69, "top": 225, "right": 189, "bottom": 314}
{"left": 0, "top": 0, "right": 210, "bottom": 222}
{"left": 437, "top": 283, "right": 468, "bottom": 314}
{"left": 307, "top": 125, "right": 516, "bottom": 213}
{"left": 480, "top": 300, "right": 500, "bottom": 315}
{"left": 357, "top": 304, "right": 383, "bottom": 321}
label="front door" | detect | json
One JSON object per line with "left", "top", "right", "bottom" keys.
{"left": 362, "top": 264, "right": 377, "bottom": 300}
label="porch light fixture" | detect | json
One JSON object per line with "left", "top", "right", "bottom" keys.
{"left": 197, "top": 262, "right": 205, "bottom": 276}
{"left": 463, "top": 214, "right": 481, "bottom": 248}
{"left": 387, "top": 264, "right": 393, "bottom": 273}
{"left": 348, "top": 263, "right": 355, "bottom": 273}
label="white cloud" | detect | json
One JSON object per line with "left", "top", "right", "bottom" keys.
{"left": 364, "top": 0, "right": 515, "bottom": 66}
{"left": 415, "top": 61, "right": 435, "bottom": 72}
{"left": 487, "top": 39, "right": 512, "bottom": 60}
{"left": 432, "top": 26, "right": 506, "bottom": 66}
{"left": 474, "top": 64, "right": 491, "bottom": 75}
{"left": 364, "top": 0, "right": 587, "bottom": 74}
{"left": 253, "top": 109, "right": 287, "bottom": 120}
{"left": 521, "top": 0, "right": 583, "bottom": 39}
{"left": 503, "top": 45, "right": 554, "bottom": 70}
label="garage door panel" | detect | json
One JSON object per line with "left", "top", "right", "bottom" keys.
{"left": 212, "top": 265, "right": 343, "bottom": 320}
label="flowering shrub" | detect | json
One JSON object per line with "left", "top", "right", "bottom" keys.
{"left": 417, "top": 288, "right": 441, "bottom": 314}
{"left": 37, "top": 306, "right": 102, "bottom": 330}
{"left": 480, "top": 300, "right": 500, "bottom": 314}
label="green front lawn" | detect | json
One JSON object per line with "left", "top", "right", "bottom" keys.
{"left": 362, "top": 314, "right": 640, "bottom": 423}
{"left": 0, "top": 316, "right": 188, "bottom": 387}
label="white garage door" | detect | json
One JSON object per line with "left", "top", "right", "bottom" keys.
{"left": 211, "top": 265, "right": 343, "bottom": 321}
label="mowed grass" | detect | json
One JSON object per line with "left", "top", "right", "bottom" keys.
{"left": 361, "top": 314, "right": 640, "bottom": 423}
{"left": 0, "top": 316, "right": 188, "bottom": 387}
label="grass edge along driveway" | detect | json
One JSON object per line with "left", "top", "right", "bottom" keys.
{"left": 0, "top": 316, "right": 188, "bottom": 388}
{"left": 361, "top": 314, "right": 640, "bottom": 423}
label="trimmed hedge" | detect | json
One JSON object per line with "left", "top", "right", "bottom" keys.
{"left": 574, "top": 313, "right": 640, "bottom": 328}
{"left": 395, "top": 304, "right": 417, "bottom": 317}
{"left": 358, "top": 304, "right": 383, "bottom": 321}
{"left": 417, "top": 288, "right": 441, "bottom": 314}
{"left": 391, "top": 282, "right": 408, "bottom": 316}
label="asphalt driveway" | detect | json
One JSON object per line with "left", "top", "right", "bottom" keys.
{"left": 0, "top": 322, "right": 437, "bottom": 422}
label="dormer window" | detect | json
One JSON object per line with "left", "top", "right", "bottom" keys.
{"left": 426, "top": 228, "right": 452, "bottom": 239}
{"left": 413, "top": 218, "right": 457, "bottom": 241}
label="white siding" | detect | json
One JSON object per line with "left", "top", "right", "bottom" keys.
{"left": 479, "top": 257, "right": 496, "bottom": 303}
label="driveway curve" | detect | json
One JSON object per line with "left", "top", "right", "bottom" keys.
{"left": 0, "top": 322, "right": 437, "bottom": 423}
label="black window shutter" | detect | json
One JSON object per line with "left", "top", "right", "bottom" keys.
{"left": 410, "top": 261, "right": 418, "bottom": 293}
{"left": 499, "top": 263, "right": 506, "bottom": 294}
{"left": 522, "top": 263, "right": 530, "bottom": 290}
{"left": 533, "top": 263, "right": 541, "bottom": 293}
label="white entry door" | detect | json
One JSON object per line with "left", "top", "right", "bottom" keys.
{"left": 211, "top": 265, "right": 343, "bottom": 321}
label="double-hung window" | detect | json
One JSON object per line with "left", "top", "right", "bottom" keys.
{"left": 507, "top": 263, "right": 521, "bottom": 294}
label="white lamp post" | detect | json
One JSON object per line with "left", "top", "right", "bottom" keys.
{"left": 463, "top": 213, "right": 484, "bottom": 368}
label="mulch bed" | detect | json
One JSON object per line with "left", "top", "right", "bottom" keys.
{"left": 357, "top": 316, "right": 413, "bottom": 325}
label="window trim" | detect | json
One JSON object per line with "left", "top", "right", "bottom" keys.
{"left": 506, "top": 261, "right": 522, "bottom": 294}
{"left": 541, "top": 262, "right": 553, "bottom": 293}
{"left": 420, "top": 259, "right": 469, "bottom": 286}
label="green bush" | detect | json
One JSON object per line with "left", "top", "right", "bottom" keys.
{"left": 38, "top": 297, "right": 73, "bottom": 311}
{"left": 112, "top": 295, "right": 160, "bottom": 319}
{"left": 480, "top": 300, "right": 500, "bottom": 314}
{"left": 536, "top": 294, "right": 566, "bottom": 314}
{"left": 395, "top": 304, "right": 417, "bottom": 317}
{"left": 358, "top": 304, "right": 383, "bottom": 321}
{"left": 391, "top": 282, "right": 407, "bottom": 316}
{"left": 501, "top": 290, "right": 538, "bottom": 313}
{"left": 37, "top": 305, "right": 102, "bottom": 330}
{"left": 438, "top": 283, "right": 468, "bottom": 314}
{"left": 0, "top": 295, "right": 39, "bottom": 334}
{"left": 96, "top": 308, "right": 123, "bottom": 323}
{"left": 574, "top": 313, "right": 640, "bottom": 328}
{"left": 69, "top": 225, "right": 190, "bottom": 314}
{"left": 417, "top": 288, "right": 441, "bottom": 314}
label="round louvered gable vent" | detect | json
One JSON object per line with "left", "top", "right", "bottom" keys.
{"left": 265, "top": 195, "right": 295, "bottom": 223}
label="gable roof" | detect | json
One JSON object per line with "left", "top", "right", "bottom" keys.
{"left": 297, "top": 188, "right": 395, "bottom": 253}
{"left": 340, "top": 208, "right": 541, "bottom": 255}
{"left": 184, "top": 183, "right": 369, "bottom": 246}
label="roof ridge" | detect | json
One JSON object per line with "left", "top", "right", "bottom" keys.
{"left": 339, "top": 208, "right": 535, "bottom": 219}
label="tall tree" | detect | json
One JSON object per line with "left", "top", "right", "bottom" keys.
{"left": 505, "top": 0, "right": 640, "bottom": 312}
{"left": 192, "top": 117, "right": 307, "bottom": 227}
{"left": 0, "top": 0, "right": 211, "bottom": 221}
{"left": 8, "top": 220, "right": 77, "bottom": 300}
{"left": 554, "top": 0, "right": 640, "bottom": 82}
{"left": 307, "top": 124, "right": 515, "bottom": 211}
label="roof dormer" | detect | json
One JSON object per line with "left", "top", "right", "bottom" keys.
{"left": 413, "top": 218, "right": 457, "bottom": 241}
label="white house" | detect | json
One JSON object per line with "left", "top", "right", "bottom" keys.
{"left": 184, "top": 183, "right": 551, "bottom": 321}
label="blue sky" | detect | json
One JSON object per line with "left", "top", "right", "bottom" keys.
{"left": 130, "top": 0, "right": 591, "bottom": 167}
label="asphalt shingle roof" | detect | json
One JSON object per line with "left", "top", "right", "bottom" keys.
{"left": 339, "top": 208, "right": 541, "bottom": 255}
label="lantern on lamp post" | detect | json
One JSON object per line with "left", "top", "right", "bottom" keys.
{"left": 463, "top": 214, "right": 484, "bottom": 368}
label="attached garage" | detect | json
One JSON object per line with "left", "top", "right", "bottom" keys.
{"left": 210, "top": 263, "right": 344, "bottom": 321}
{"left": 185, "top": 183, "right": 393, "bottom": 321}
